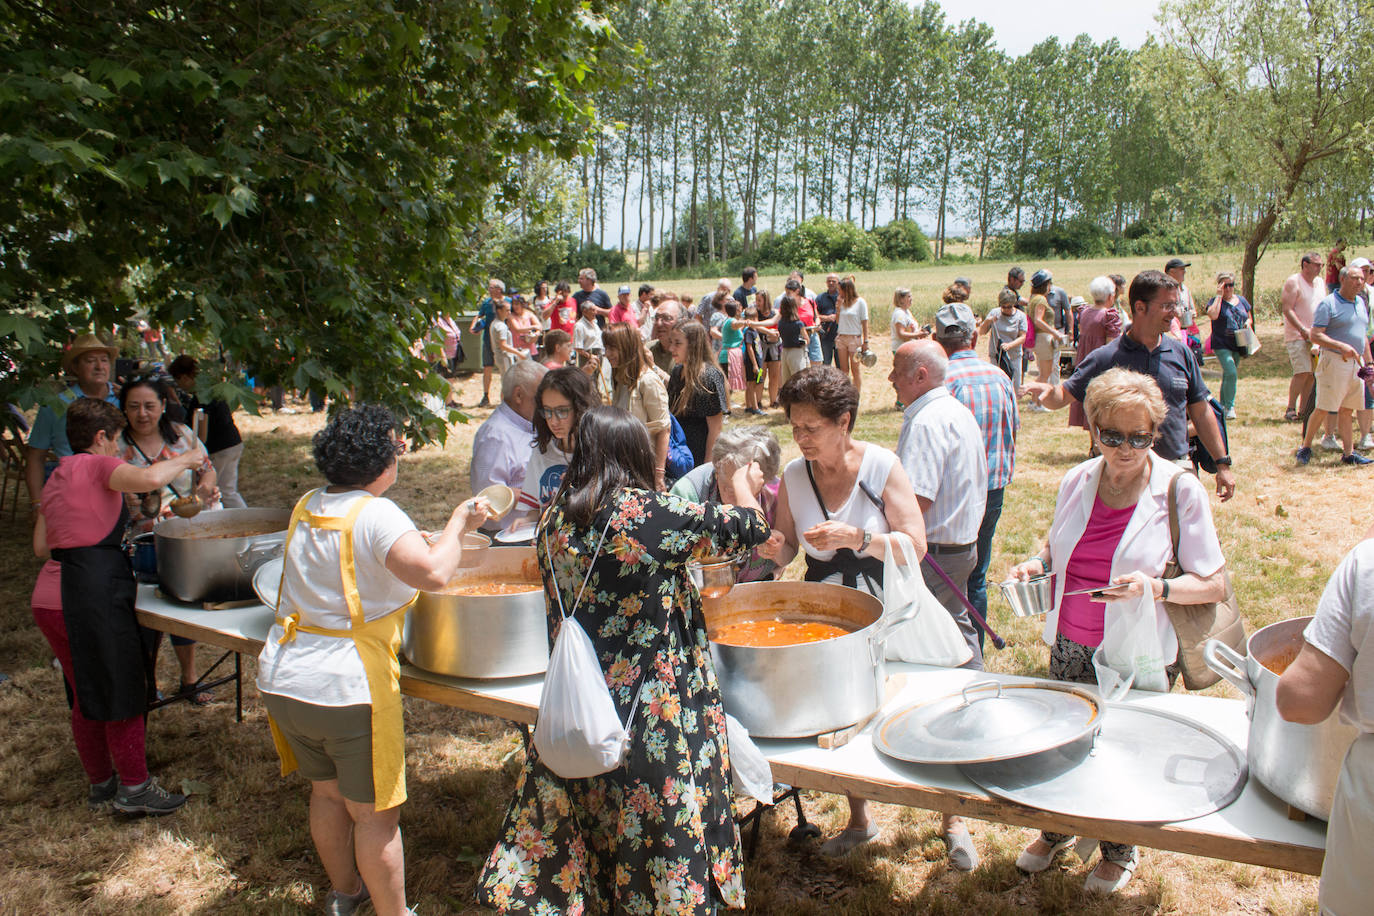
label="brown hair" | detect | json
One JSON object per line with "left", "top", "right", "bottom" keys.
{"left": 66, "top": 398, "right": 126, "bottom": 453}
{"left": 671, "top": 319, "right": 714, "bottom": 414}
{"left": 941, "top": 283, "right": 969, "bottom": 304}
{"left": 605, "top": 323, "right": 650, "bottom": 392}
{"left": 837, "top": 275, "right": 859, "bottom": 310}
{"left": 778, "top": 366, "right": 860, "bottom": 432}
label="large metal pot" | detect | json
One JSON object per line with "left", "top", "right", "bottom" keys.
{"left": 702, "top": 581, "right": 911, "bottom": 738}
{"left": 1204, "top": 617, "right": 1359, "bottom": 819}
{"left": 154, "top": 508, "right": 289, "bottom": 603}
{"left": 402, "top": 546, "right": 550, "bottom": 679}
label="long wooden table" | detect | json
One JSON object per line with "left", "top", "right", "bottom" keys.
{"left": 135, "top": 586, "right": 1328, "bottom": 876}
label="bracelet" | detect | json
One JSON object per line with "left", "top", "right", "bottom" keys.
{"left": 1160, "top": 578, "right": 1170, "bottom": 600}
{"left": 1033, "top": 555, "right": 1048, "bottom": 573}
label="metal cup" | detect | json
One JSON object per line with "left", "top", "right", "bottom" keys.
{"left": 998, "top": 574, "right": 1054, "bottom": 617}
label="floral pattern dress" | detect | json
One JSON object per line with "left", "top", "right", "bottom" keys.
{"left": 477, "top": 487, "right": 769, "bottom": 916}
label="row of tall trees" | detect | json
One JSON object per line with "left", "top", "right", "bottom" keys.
{"left": 575, "top": 0, "right": 1374, "bottom": 298}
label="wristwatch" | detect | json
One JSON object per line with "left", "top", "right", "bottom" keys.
{"left": 1214, "top": 455, "right": 1233, "bottom": 467}
{"left": 858, "top": 529, "right": 872, "bottom": 553}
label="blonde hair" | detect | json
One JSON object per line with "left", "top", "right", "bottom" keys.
{"left": 893, "top": 287, "right": 911, "bottom": 308}
{"left": 1083, "top": 368, "right": 1168, "bottom": 431}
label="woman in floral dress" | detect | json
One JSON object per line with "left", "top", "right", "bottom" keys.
{"left": 477, "top": 406, "right": 770, "bottom": 916}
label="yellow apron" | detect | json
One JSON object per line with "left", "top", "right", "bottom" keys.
{"left": 266, "top": 489, "right": 418, "bottom": 811}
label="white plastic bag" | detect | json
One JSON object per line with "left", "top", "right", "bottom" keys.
{"left": 881, "top": 532, "right": 974, "bottom": 667}
{"left": 532, "top": 615, "right": 632, "bottom": 778}
{"left": 1094, "top": 571, "right": 1170, "bottom": 693}
{"left": 725, "top": 714, "right": 773, "bottom": 805}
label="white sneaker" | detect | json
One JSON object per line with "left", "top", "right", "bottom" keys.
{"left": 1359, "top": 434, "right": 1374, "bottom": 451}
{"left": 1321, "top": 434, "right": 1342, "bottom": 451}
{"left": 1225, "top": 407, "right": 1237, "bottom": 420}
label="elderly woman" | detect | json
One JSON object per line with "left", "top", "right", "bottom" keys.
{"left": 32, "top": 398, "right": 205, "bottom": 815}
{"left": 1068, "top": 276, "right": 1125, "bottom": 450}
{"left": 605, "top": 322, "right": 672, "bottom": 490}
{"left": 256, "top": 405, "right": 490, "bottom": 916}
{"left": 1207, "top": 270, "right": 1255, "bottom": 420}
{"left": 1007, "top": 368, "right": 1226, "bottom": 895}
{"left": 477, "top": 406, "right": 769, "bottom": 915}
{"left": 670, "top": 425, "right": 783, "bottom": 582}
{"left": 757, "top": 367, "right": 934, "bottom": 857}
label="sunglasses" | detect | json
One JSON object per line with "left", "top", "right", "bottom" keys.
{"left": 538, "top": 405, "right": 573, "bottom": 420}
{"left": 1095, "top": 427, "right": 1154, "bottom": 450}
{"left": 1222, "top": 282, "right": 1235, "bottom": 289}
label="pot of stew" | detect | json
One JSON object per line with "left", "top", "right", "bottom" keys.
{"left": 154, "top": 508, "right": 290, "bottom": 603}
{"left": 1204, "top": 616, "right": 1359, "bottom": 819}
{"left": 402, "top": 546, "right": 550, "bottom": 679}
{"left": 702, "top": 581, "right": 911, "bottom": 738}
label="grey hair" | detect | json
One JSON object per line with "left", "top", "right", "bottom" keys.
{"left": 903, "top": 340, "right": 947, "bottom": 384}
{"left": 500, "top": 358, "right": 547, "bottom": 402}
{"left": 579, "top": 267, "right": 597, "bottom": 282}
{"left": 710, "top": 425, "right": 782, "bottom": 481}
{"left": 488, "top": 277, "right": 506, "bottom": 294}
{"left": 1340, "top": 265, "right": 1361, "bottom": 283}
{"left": 1088, "top": 275, "right": 1116, "bottom": 305}
{"left": 716, "top": 277, "right": 732, "bottom": 291}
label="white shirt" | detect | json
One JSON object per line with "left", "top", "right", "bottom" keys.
{"left": 1042, "top": 452, "right": 1225, "bottom": 655}
{"left": 1307, "top": 539, "right": 1374, "bottom": 732}
{"left": 836, "top": 297, "right": 869, "bottom": 336}
{"left": 519, "top": 442, "right": 571, "bottom": 512}
{"left": 896, "top": 387, "right": 987, "bottom": 545}
{"left": 257, "top": 490, "right": 418, "bottom": 706}
{"left": 490, "top": 319, "right": 517, "bottom": 370}
{"left": 890, "top": 306, "right": 917, "bottom": 351}
{"left": 470, "top": 404, "right": 535, "bottom": 528}
{"left": 782, "top": 445, "right": 897, "bottom": 565}
{"left": 574, "top": 317, "right": 603, "bottom": 354}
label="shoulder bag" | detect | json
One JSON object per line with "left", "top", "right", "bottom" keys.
{"left": 1162, "top": 473, "right": 1245, "bottom": 690}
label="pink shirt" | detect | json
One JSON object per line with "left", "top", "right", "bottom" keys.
{"left": 1057, "top": 496, "right": 1135, "bottom": 647}
{"left": 31, "top": 453, "right": 125, "bottom": 610}
{"left": 609, "top": 302, "right": 640, "bottom": 328}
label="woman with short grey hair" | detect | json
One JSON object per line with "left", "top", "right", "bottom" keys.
{"left": 1069, "top": 276, "right": 1125, "bottom": 450}
{"left": 669, "top": 425, "right": 783, "bottom": 582}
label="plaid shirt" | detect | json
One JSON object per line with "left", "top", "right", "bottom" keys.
{"left": 944, "top": 349, "right": 1018, "bottom": 490}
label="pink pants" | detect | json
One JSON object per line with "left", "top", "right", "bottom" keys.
{"left": 32, "top": 604, "right": 149, "bottom": 786}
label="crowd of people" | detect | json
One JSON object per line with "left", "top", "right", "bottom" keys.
{"left": 17, "top": 249, "right": 1374, "bottom": 915}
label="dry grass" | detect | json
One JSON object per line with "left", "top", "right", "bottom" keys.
{"left": 1, "top": 249, "right": 1350, "bottom": 913}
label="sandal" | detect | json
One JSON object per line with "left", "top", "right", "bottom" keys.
{"left": 180, "top": 682, "right": 214, "bottom": 707}
{"left": 1284, "top": 407, "right": 1299, "bottom": 422}
{"left": 1084, "top": 849, "right": 1140, "bottom": 894}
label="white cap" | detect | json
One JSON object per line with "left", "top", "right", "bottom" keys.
{"left": 1350, "top": 257, "right": 1371, "bottom": 270}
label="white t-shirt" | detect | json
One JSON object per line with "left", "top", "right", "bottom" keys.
{"left": 490, "top": 319, "right": 518, "bottom": 371}
{"left": 519, "top": 443, "right": 571, "bottom": 512}
{"left": 574, "top": 317, "right": 603, "bottom": 354}
{"left": 781, "top": 445, "right": 896, "bottom": 566}
{"left": 1306, "top": 538, "right": 1374, "bottom": 733}
{"left": 257, "top": 490, "right": 418, "bottom": 706}
{"left": 836, "top": 297, "right": 869, "bottom": 336}
{"left": 890, "top": 306, "right": 917, "bottom": 351}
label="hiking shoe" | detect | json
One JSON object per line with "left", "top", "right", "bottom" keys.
{"left": 323, "top": 881, "right": 370, "bottom": 916}
{"left": 114, "top": 777, "right": 187, "bottom": 815}
{"left": 1342, "top": 453, "right": 1374, "bottom": 466}
{"left": 1295, "top": 446, "right": 1312, "bottom": 465}
{"left": 477, "top": 396, "right": 491, "bottom": 408}
{"left": 88, "top": 774, "right": 118, "bottom": 811}
{"left": 1321, "top": 433, "right": 1341, "bottom": 451}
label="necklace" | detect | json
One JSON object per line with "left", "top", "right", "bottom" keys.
{"left": 1098, "top": 470, "right": 1142, "bottom": 504}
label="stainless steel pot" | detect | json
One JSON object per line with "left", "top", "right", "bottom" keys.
{"left": 402, "top": 546, "right": 550, "bottom": 679}
{"left": 154, "top": 508, "right": 289, "bottom": 603}
{"left": 1204, "top": 617, "right": 1359, "bottom": 819}
{"left": 702, "top": 581, "right": 911, "bottom": 738}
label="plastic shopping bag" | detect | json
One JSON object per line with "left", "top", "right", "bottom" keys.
{"left": 726, "top": 714, "right": 774, "bottom": 805}
{"left": 532, "top": 616, "right": 631, "bottom": 778}
{"left": 881, "top": 532, "right": 974, "bottom": 667}
{"left": 1093, "top": 571, "right": 1170, "bottom": 694}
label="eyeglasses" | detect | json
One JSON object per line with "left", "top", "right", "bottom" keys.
{"left": 1222, "top": 282, "right": 1235, "bottom": 289}
{"left": 392, "top": 439, "right": 408, "bottom": 456}
{"left": 538, "top": 406, "right": 573, "bottom": 420}
{"left": 1095, "top": 427, "right": 1154, "bottom": 450}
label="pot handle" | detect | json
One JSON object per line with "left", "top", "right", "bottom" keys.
{"left": 237, "top": 535, "right": 286, "bottom": 573}
{"left": 867, "top": 599, "right": 921, "bottom": 664}
{"left": 1202, "top": 638, "right": 1252, "bottom": 698}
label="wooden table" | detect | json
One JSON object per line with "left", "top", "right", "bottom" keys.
{"left": 134, "top": 586, "right": 1328, "bottom": 876}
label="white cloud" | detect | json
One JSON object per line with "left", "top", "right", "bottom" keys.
{"left": 935, "top": 0, "right": 1163, "bottom": 56}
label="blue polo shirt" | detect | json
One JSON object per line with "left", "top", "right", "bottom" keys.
{"left": 27, "top": 383, "right": 121, "bottom": 457}
{"left": 1312, "top": 292, "right": 1369, "bottom": 353}
{"left": 1063, "top": 333, "right": 1209, "bottom": 460}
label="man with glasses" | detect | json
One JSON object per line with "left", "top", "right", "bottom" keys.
{"left": 469, "top": 359, "right": 547, "bottom": 532}
{"left": 1295, "top": 267, "right": 1373, "bottom": 467}
{"left": 1282, "top": 251, "right": 1329, "bottom": 425}
{"left": 646, "top": 299, "right": 682, "bottom": 373}
{"left": 1024, "top": 270, "right": 1236, "bottom": 501}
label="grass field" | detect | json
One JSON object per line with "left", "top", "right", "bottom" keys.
{"left": 0, "top": 246, "right": 1357, "bottom": 914}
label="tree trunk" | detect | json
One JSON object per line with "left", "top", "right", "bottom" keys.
{"left": 619, "top": 134, "right": 631, "bottom": 255}
{"left": 670, "top": 116, "right": 679, "bottom": 271}
{"left": 689, "top": 143, "right": 699, "bottom": 270}
{"left": 644, "top": 122, "right": 654, "bottom": 276}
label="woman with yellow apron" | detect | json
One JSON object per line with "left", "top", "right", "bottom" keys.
{"left": 256, "top": 406, "right": 490, "bottom": 916}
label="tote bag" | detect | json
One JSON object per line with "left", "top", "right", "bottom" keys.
{"left": 880, "top": 532, "right": 973, "bottom": 667}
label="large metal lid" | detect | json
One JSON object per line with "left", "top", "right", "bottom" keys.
{"left": 873, "top": 680, "right": 1103, "bottom": 765}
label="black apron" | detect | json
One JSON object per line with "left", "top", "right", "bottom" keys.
{"left": 51, "top": 505, "right": 154, "bottom": 721}
{"left": 801, "top": 461, "right": 885, "bottom": 596}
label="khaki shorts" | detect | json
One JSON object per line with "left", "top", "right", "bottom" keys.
{"left": 1315, "top": 352, "right": 1364, "bottom": 413}
{"left": 262, "top": 693, "right": 376, "bottom": 803}
{"left": 1285, "top": 338, "right": 1317, "bottom": 375}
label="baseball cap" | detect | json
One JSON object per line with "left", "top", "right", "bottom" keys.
{"left": 617, "top": 285, "right": 632, "bottom": 295}
{"left": 934, "top": 303, "right": 976, "bottom": 340}
{"left": 1350, "top": 257, "right": 1371, "bottom": 270}
{"left": 1030, "top": 269, "right": 1052, "bottom": 287}
{"left": 1165, "top": 258, "right": 1191, "bottom": 271}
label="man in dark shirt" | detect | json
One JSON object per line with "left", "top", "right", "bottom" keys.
{"left": 732, "top": 266, "right": 758, "bottom": 311}
{"left": 1024, "top": 270, "right": 1236, "bottom": 501}
{"left": 814, "top": 272, "right": 841, "bottom": 366}
{"left": 573, "top": 267, "right": 612, "bottom": 328}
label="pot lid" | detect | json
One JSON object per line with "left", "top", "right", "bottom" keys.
{"left": 874, "top": 680, "right": 1103, "bottom": 765}
{"left": 962, "top": 704, "right": 1246, "bottom": 823}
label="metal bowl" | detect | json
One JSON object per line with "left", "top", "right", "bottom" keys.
{"left": 999, "top": 574, "right": 1054, "bottom": 617}
{"left": 687, "top": 554, "right": 744, "bottom": 599}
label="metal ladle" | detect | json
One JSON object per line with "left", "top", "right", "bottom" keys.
{"left": 166, "top": 471, "right": 202, "bottom": 519}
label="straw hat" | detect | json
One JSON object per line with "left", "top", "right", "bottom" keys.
{"left": 61, "top": 333, "right": 119, "bottom": 373}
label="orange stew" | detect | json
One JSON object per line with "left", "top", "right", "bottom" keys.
{"left": 712, "top": 619, "right": 851, "bottom": 647}
{"left": 439, "top": 582, "right": 542, "bottom": 596}
{"left": 1262, "top": 646, "right": 1300, "bottom": 676}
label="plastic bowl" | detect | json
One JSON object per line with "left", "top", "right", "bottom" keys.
{"left": 998, "top": 574, "right": 1054, "bottom": 618}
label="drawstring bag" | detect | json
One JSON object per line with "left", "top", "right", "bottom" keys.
{"left": 880, "top": 532, "right": 973, "bottom": 667}
{"left": 533, "top": 515, "right": 641, "bottom": 778}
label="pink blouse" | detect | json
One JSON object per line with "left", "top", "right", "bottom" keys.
{"left": 31, "top": 453, "right": 125, "bottom": 610}
{"left": 1057, "top": 496, "right": 1135, "bottom": 647}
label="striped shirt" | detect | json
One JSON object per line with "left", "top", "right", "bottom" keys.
{"left": 944, "top": 349, "right": 1019, "bottom": 490}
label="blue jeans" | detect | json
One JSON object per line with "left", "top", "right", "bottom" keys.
{"left": 967, "top": 487, "right": 1004, "bottom": 651}
{"left": 808, "top": 331, "right": 823, "bottom": 364}
{"left": 1214, "top": 347, "right": 1239, "bottom": 410}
